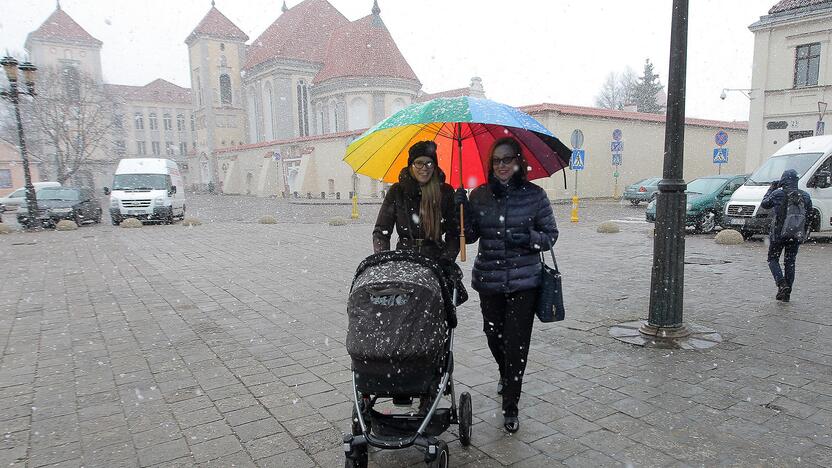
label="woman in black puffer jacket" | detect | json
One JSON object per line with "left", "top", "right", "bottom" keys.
{"left": 456, "top": 137, "right": 558, "bottom": 433}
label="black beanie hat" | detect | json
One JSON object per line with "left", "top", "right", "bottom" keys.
{"left": 408, "top": 141, "right": 438, "bottom": 166}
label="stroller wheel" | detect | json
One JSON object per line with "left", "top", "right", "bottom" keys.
{"left": 458, "top": 392, "right": 472, "bottom": 447}
{"left": 344, "top": 448, "right": 368, "bottom": 468}
{"left": 426, "top": 440, "right": 449, "bottom": 468}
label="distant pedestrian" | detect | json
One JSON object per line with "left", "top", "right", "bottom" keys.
{"left": 455, "top": 137, "right": 558, "bottom": 433}
{"left": 760, "top": 169, "right": 812, "bottom": 302}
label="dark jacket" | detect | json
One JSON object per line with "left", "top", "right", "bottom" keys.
{"left": 761, "top": 169, "right": 812, "bottom": 243}
{"left": 373, "top": 167, "right": 460, "bottom": 262}
{"left": 465, "top": 174, "right": 558, "bottom": 294}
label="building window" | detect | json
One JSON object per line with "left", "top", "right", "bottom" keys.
{"left": 789, "top": 130, "right": 814, "bottom": 142}
{"left": 134, "top": 112, "right": 144, "bottom": 130}
{"left": 163, "top": 113, "right": 172, "bottom": 131}
{"left": 151, "top": 141, "right": 161, "bottom": 155}
{"left": 61, "top": 66, "right": 80, "bottom": 102}
{"left": 297, "top": 80, "right": 309, "bottom": 137}
{"left": 179, "top": 142, "right": 188, "bottom": 155}
{"left": 176, "top": 114, "right": 185, "bottom": 131}
{"left": 348, "top": 97, "right": 369, "bottom": 131}
{"left": 196, "top": 75, "right": 203, "bottom": 107}
{"left": 190, "top": 114, "right": 196, "bottom": 132}
{"left": 149, "top": 113, "right": 158, "bottom": 130}
{"left": 328, "top": 99, "right": 339, "bottom": 133}
{"left": 113, "top": 114, "right": 123, "bottom": 129}
{"left": 165, "top": 141, "right": 175, "bottom": 156}
{"left": 316, "top": 102, "right": 324, "bottom": 135}
{"left": 220, "top": 74, "right": 232, "bottom": 105}
{"left": 794, "top": 43, "right": 821, "bottom": 88}
{"left": 114, "top": 140, "right": 126, "bottom": 155}
{"left": 137, "top": 141, "right": 147, "bottom": 155}
{"left": 0, "top": 169, "right": 11, "bottom": 188}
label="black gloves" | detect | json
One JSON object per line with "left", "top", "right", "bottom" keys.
{"left": 505, "top": 228, "right": 531, "bottom": 248}
{"left": 769, "top": 181, "right": 781, "bottom": 191}
{"left": 454, "top": 188, "right": 468, "bottom": 207}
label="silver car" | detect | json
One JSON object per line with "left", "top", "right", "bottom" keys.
{"left": 0, "top": 182, "right": 62, "bottom": 211}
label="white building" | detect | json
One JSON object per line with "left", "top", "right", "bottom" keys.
{"left": 747, "top": 0, "right": 832, "bottom": 171}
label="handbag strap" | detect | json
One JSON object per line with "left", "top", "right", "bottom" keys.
{"left": 539, "top": 247, "right": 559, "bottom": 273}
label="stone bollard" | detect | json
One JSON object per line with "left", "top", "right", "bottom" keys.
{"left": 597, "top": 221, "right": 620, "bottom": 233}
{"left": 120, "top": 218, "right": 142, "bottom": 228}
{"left": 0, "top": 224, "right": 14, "bottom": 234}
{"left": 182, "top": 217, "right": 202, "bottom": 227}
{"left": 56, "top": 220, "right": 78, "bottom": 231}
{"left": 715, "top": 229, "right": 744, "bottom": 245}
{"left": 258, "top": 215, "right": 278, "bottom": 224}
{"left": 328, "top": 216, "right": 348, "bottom": 226}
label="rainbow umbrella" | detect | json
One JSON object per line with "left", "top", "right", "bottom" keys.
{"left": 343, "top": 96, "right": 571, "bottom": 261}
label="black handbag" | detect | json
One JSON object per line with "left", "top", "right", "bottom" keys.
{"left": 536, "top": 249, "right": 565, "bottom": 322}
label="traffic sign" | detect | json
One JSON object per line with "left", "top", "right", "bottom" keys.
{"left": 570, "top": 129, "right": 584, "bottom": 149}
{"left": 715, "top": 130, "right": 729, "bottom": 147}
{"left": 612, "top": 153, "right": 622, "bottom": 166}
{"left": 610, "top": 141, "right": 623, "bottom": 152}
{"left": 272, "top": 149, "right": 282, "bottom": 161}
{"left": 570, "top": 149, "right": 585, "bottom": 170}
{"left": 713, "top": 147, "right": 729, "bottom": 164}
{"left": 817, "top": 120, "right": 826, "bottom": 136}
{"left": 612, "top": 128, "right": 622, "bottom": 141}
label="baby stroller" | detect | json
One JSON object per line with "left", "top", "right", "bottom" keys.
{"left": 343, "top": 250, "right": 472, "bottom": 468}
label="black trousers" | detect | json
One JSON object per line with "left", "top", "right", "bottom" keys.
{"left": 767, "top": 239, "right": 800, "bottom": 288}
{"left": 479, "top": 288, "right": 537, "bottom": 416}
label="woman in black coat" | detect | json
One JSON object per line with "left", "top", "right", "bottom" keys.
{"left": 456, "top": 137, "right": 558, "bottom": 433}
{"left": 373, "top": 140, "right": 459, "bottom": 262}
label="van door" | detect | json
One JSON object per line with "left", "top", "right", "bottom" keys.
{"left": 805, "top": 155, "right": 832, "bottom": 232}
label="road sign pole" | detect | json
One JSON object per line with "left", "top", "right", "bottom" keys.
{"left": 571, "top": 171, "right": 579, "bottom": 223}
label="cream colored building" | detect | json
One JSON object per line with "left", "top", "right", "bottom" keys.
{"left": 746, "top": 0, "right": 832, "bottom": 172}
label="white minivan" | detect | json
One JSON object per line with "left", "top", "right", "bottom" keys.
{"left": 104, "top": 158, "right": 186, "bottom": 225}
{"left": 723, "top": 136, "right": 832, "bottom": 239}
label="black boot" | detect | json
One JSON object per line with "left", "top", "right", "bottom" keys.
{"left": 776, "top": 279, "right": 788, "bottom": 301}
{"left": 783, "top": 283, "right": 792, "bottom": 303}
{"left": 497, "top": 377, "right": 506, "bottom": 396}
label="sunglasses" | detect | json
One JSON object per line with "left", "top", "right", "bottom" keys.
{"left": 412, "top": 160, "right": 435, "bottom": 169}
{"left": 492, "top": 156, "right": 517, "bottom": 167}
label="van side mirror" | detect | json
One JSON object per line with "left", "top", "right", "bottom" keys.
{"left": 169, "top": 186, "right": 177, "bottom": 195}
{"left": 103, "top": 187, "right": 111, "bottom": 195}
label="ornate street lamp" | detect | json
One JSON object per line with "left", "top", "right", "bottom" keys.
{"left": 1, "top": 55, "right": 40, "bottom": 229}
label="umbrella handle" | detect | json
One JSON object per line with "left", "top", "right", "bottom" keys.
{"left": 459, "top": 204, "right": 466, "bottom": 262}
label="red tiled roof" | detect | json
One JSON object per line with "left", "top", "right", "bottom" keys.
{"left": 244, "top": 0, "right": 349, "bottom": 70}
{"left": 106, "top": 79, "right": 191, "bottom": 105}
{"left": 215, "top": 129, "right": 364, "bottom": 154}
{"left": 186, "top": 6, "right": 249, "bottom": 44}
{"left": 416, "top": 87, "right": 470, "bottom": 103}
{"left": 313, "top": 14, "right": 419, "bottom": 84}
{"left": 518, "top": 103, "right": 749, "bottom": 130}
{"left": 26, "top": 6, "right": 102, "bottom": 47}
{"left": 769, "top": 0, "right": 832, "bottom": 13}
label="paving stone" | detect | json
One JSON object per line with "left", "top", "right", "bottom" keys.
{"left": 189, "top": 434, "right": 244, "bottom": 463}
{"left": 136, "top": 439, "right": 190, "bottom": 467}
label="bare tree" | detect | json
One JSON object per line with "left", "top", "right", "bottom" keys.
{"left": 24, "top": 66, "right": 118, "bottom": 184}
{"left": 595, "top": 67, "right": 639, "bottom": 110}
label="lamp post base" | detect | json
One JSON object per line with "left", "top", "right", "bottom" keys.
{"left": 609, "top": 320, "right": 721, "bottom": 350}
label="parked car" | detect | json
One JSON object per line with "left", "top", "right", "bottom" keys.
{"left": 17, "top": 187, "right": 102, "bottom": 228}
{"left": 646, "top": 174, "right": 748, "bottom": 233}
{"left": 0, "top": 182, "right": 61, "bottom": 211}
{"left": 724, "top": 136, "right": 832, "bottom": 240}
{"left": 623, "top": 177, "right": 661, "bottom": 205}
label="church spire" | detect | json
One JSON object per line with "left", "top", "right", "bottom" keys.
{"left": 282, "top": 1, "right": 289, "bottom": 13}
{"left": 56, "top": 0, "right": 61, "bottom": 10}
{"left": 372, "top": 0, "right": 380, "bottom": 16}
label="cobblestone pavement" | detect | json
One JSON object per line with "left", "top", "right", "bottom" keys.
{"left": 1, "top": 197, "right": 831, "bottom": 467}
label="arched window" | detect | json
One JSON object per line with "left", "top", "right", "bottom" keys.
{"left": 390, "top": 98, "right": 407, "bottom": 116}
{"left": 297, "top": 80, "right": 309, "bottom": 137}
{"left": 316, "top": 102, "right": 324, "bottom": 135}
{"left": 134, "top": 112, "right": 144, "bottom": 130}
{"left": 328, "top": 99, "right": 338, "bottom": 133}
{"left": 220, "top": 55, "right": 228, "bottom": 68}
{"left": 247, "top": 87, "right": 258, "bottom": 143}
{"left": 348, "top": 97, "right": 369, "bottom": 131}
{"left": 61, "top": 66, "right": 80, "bottom": 102}
{"left": 163, "top": 113, "right": 172, "bottom": 131}
{"left": 220, "top": 74, "right": 232, "bottom": 105}
{"left": 263, "top": 83, "right": 275, "bottom": 140}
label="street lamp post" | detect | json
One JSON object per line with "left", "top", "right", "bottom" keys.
{"left": 642, "top": 0, "right": 690, "bottom": 338}
{"left": 1, "top": 55, "right": 40, "bottom": 229}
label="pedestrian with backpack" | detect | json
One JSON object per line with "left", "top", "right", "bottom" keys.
{"left": 760, "top": 169, "right": 812, "bottom": 302}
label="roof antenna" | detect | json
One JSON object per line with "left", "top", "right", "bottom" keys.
{"left": 372, "top": 0, "right": 380, "bottom": 16}
{"left": 282, "top": 1, "right": 289, "bottom": 13}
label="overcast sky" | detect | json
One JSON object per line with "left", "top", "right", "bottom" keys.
{"left": 0, "top": 0, "right": 774, "bottom": 122}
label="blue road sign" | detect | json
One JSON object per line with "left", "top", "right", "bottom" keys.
{"left": 715, "top": 130, "right": 729, "bottom": 147}
{"left": 713, "top": 148, "right": 729, "bottom": 164}
{"left": 612, "top": 128, "right": 623, "bottom": 141}
{"left": 273, "top": 150, "right": 282, "bottom": 161}
{"left": 570, "top": 149, "right": 585, "bottom": 170}
{"left": 612, "top": 153, "right": 622, "bottom": 166}
{"left": 610, "top": 141, "right": 623, "bottom": 152}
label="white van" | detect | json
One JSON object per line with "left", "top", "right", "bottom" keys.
{"left": 1, "top": 181, "right": 61, "bottom": 211}
{"left": 105, "top": 158, "right": 186, "bottom": 225}
{"left": 723, "top": 136, "right": 832, "bottom": 239}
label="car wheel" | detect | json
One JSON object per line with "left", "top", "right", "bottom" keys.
{"left": 74, "top": 211, "right": 83, "bottom": 226}
{"left": 95, "top": 209, "right": 102, "bottom": 224}
{"left": 629, "top": 200, "right": 640, "bottom": 206}
{"left": 111, "top": 216, "right": 121, "bottom": 226}
{"left": 740, "top": 230, "right": 754, "bottom": 240}
{"left": 695, "top": 212, "right": 716, "bottom": 234}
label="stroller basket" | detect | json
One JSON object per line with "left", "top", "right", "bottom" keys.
{"left": 370, "top": 408, "right": 451, "bottom": 438}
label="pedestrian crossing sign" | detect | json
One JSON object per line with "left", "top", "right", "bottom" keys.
{"left": 570, "top": 149, "right": 585, "bottom": 171}
{"left": 713, "top": 147, "right": 729, "bottom": 164}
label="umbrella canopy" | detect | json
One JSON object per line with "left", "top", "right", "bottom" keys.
{"left": 343, "top": 96, "right": 571, "bottom": 189}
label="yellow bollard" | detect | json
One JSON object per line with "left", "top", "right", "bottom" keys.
{"left": 351, "top": 194, "right": 359, "bottom": 219}
{"left": 571, "top": 195, "right": 579, "bottom": 223}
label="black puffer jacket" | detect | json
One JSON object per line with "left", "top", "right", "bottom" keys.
{"left": 465, "top": 175, "right": 558, "bottom": 294}
{"left": 373, "top": 167, "right": 460, "bottom": 262}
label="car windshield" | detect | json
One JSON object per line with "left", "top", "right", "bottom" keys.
{"left": 113, "top": 174, "right": 170, "bottom": 190}
{"left": 37, "top": 188, "right": 80, "bottom": 201}
{"left": 745, "top": 153, "right": 822, "bottom": 186}
{"left": 10, "top": 189, "right": 25, "bottom": 198}
{"left": 685, "top": 178, "right": 726, "bottom": 195}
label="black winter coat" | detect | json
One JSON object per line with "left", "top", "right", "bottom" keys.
{"left": 373, "top": 167, "right": 460, "bottom": 262}
{"left": 760, "top": 169, "right": 813, "bottom": 243}
{"left": 465, "top": 175, "right": 558, "bottom": 294}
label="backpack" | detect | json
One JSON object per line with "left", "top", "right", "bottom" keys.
{"left": 779, "top": 191, "right": 807, "bottom": 242}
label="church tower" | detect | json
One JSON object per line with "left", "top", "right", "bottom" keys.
{"left": 185, "top": 1, "right": 248, "bottom": 187}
